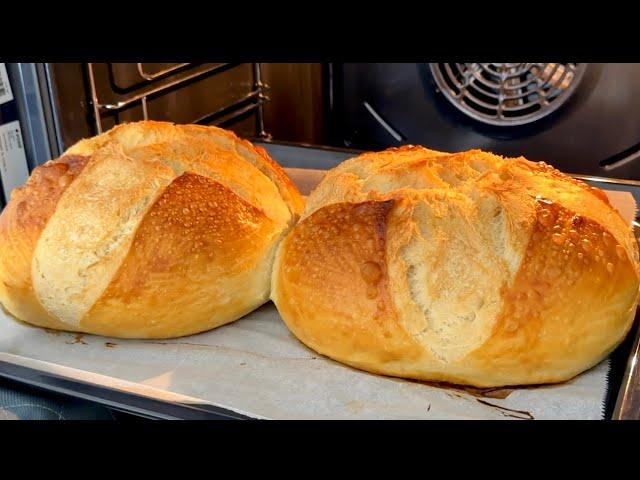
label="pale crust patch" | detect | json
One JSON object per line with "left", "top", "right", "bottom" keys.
{"left": 32, "top": 143, "right": 174, "bottom": 327}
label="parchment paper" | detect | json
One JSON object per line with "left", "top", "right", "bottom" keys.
{"left": 0, "top": 304, "right": 613, "bottom": 419}
{"left": 0, "top": 181, "right": 634, "bottom": 420}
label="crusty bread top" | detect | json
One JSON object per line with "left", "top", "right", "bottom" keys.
{"left": 305, "top": 146, "right": 638, "bottom": 270}
{"left": 273, "top": 146, "right": 640, "bottom": 386}
{"left": 0, "top": 121, "right": 304, "bottom": 336}
{"left": 65, "top": 121, "right": 304, "bottom": 221}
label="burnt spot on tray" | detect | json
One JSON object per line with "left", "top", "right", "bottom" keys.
{"left": 458, "top": 386, "right": 515, "bottom": 399}
{"left": 65, "top": 334, "right": 88, "bottom": 345}
{"left": 476, "top": 399, "right": 534, "bottom": 420}
{"left": 105, "top": 342, "right": 117, "bottom": 348}
{"left": 401, "top": 375, "right": 578, "bottom": 401}
{"left": 403, "top": 377, "right": 517, "bottom": 399}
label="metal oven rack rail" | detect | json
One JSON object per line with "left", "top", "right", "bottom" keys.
{"left": 86, "top": 63, "right": 269, "bottom": 136}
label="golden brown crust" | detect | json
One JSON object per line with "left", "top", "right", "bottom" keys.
{"left": 66, "top": 121, "right": 304, "bottom": 221}
{"left": 469, "top": 200, "right": 639, "bottom": 382}
{"left": 32, "top": 143, "right": 175, "bottom": 327}
{"left": 84, "top": 172, "right": 280, "bottom": 338}
{"left": 180, "top": 124, "right": 304, "bottom": 218}
{"left": 273, "top": 146, "right": 640, "bottom": 387}
{"left": 0, "top": 155, "right": 89, "bottom": 330}
{"left": 274, "top": 200, "right": 420, "bottom": 362}
{"left": 0, "top": 121, "right": 302, "bottom": 338}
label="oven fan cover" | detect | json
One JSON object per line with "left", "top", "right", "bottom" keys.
{"left": 429, "top": 63, "right": 587, "bottom": 127}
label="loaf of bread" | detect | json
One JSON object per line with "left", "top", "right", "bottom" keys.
{"left": 0, "top": 121, "right": 303, "bottom": 338}
{"left": 272, "top": 146, "right": 640, "bottom": 387}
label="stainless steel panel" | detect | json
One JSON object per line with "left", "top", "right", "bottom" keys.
{"left": 5, "top": 63, "right": 56, "bottom": 168}
{"left": 613, "top": 220, "right": 640, "bottom": 420}
{"left": 47, "top": 63, "right": 94, "bottom": 151}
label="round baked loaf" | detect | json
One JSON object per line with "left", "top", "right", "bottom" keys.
{"left": 0, "top": 121, "right": 303, "bottom": 338}
{"left": 272, "top": 146, "right": 640, "bottom": 387}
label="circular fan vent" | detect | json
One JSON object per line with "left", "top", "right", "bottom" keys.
{"left": 430, "top": 63, "right": 587, "bottom": 126}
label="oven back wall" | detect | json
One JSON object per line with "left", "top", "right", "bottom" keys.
{"left": 46, "top": 63, "right": 327, "bottom": 154}
{"left": 329, "top": 63, "right": 640, "bottom": 180}
{"left": 261, "top": 63, "right": 325, "bottom": 145}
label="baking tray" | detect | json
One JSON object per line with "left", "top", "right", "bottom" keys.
{"left": 0, "top": 142, "right": 638, "bottom": 419}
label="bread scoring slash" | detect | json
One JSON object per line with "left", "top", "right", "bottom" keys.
{"left": 272, "top": 146, "right": 640, "bottom": 387}
{"left": 0, "top": 121, "right": 303, "bottom": 338}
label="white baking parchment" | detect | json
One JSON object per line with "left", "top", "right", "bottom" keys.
{"left": 0, "top": 182, "right": 634, "bottom": 420}
{"left": 0, "top": 303, "right": 613, "bottom": 419}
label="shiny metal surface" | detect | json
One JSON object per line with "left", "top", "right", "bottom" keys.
{"left": 136, "top": 63, "right": 190, "bottom": 81}
{"left": 0, "top": 358, "right": 249, "bottom": 420}
{"left": 45, "top": 63, "right": 93, "bottom": 150}
{"left": 86, "top": 63, "right": 102, "bottom": 134}
{"left": 332, "top": 63, "right": 640, "bottom": 180}
{"left": 613, "top": 313, "right": 640, "bottom": 419}
{"left": 253, "top": 63, "right": 267, "bottom": 138}
{"left": 571, "top": 174, "right": 640, "bottom": 187}
{"left": 0, "top": 377, "right": 116, "bottom": 420}
{"left": 612, "top": 220, "right": 640, "bottom": 420}
{"left": 191, "top": 88, "right": 267, "bottom": 126}
{"left": 110, "top": 63, "right": 198, "bottom": 90}
{"left": 41, "top": 63, "right": 65, "bottom": 158}
{"left": 74, "top": 63, "right": 268, "bottom": 140}
{"left": 5, "top": 63, "right": 55, "bottom": 168}
{"left": 91, "top": 64, "right": 230, "bottom": 112}
{"left": 44, "top": 63, "right": 326, "bottom": 150}
{"left": 430, "top": 63, "right": 586, "bottom": 126}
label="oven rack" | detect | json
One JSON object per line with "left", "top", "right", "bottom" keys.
{"left": 86, "top": 63, "right": 269, "bottom": 136}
